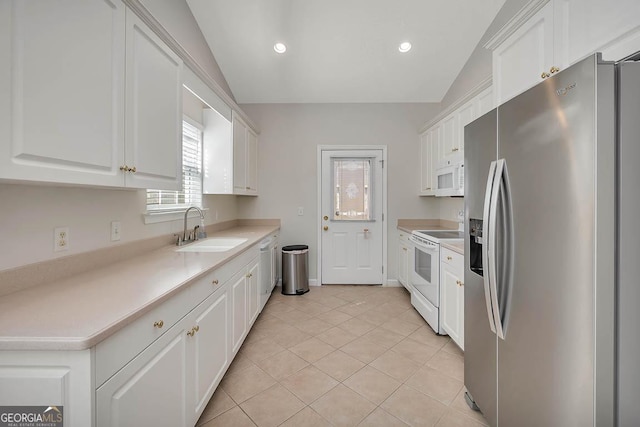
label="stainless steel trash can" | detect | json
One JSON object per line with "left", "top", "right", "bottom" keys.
{"left": 281, "top": 245, "right": 309, "bottom": 295}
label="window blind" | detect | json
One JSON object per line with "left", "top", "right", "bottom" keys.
{"left": 146, "top": 120, "right": 202, "bottom": 211}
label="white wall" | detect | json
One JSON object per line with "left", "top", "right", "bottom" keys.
{"left": 140, "top": 0, "right": 236, "bottom": 102}
{"left": 0, "top": 183, "right": 238, "bottom": 271}
{"left": 237, "top": 103, "right": 445, "bottom": 282}
{"left": 439, "top": 0, "right": 530, "bottom": 110}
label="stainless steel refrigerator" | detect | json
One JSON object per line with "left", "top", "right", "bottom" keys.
{"left": 463, "top": 53, "right": 639, "bottom": 427}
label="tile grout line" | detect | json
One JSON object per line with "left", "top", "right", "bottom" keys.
{"left": 199, "top": 285, "right": 484, "bottom": 427}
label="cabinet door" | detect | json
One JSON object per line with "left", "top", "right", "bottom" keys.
{"left": 187, "top": 289, "right": 229, "bottom": 424}
{"left": 246, "top": 128, "right": 258, "bottom": 194}
{"left": 441, "top": 263, "right": 462, "bottom": 346}
{"left": 397, "top": 237, "right": 408, "bottom": 288}
{"left": 456, "top": 100, "right": 475, "bottom": 160}
{"left": 438, "top": 114, "right": 457, "bottom": 169}
{"left": 419, "top": 131, "right": 435, "bottom": 195}
{"left": 0, "top": 0, "right": 125, "bottom": 186}
{"left": 96, "top": 323, "right": 188, "bottom": 427}
{"left": 232, "top": 115, "right": 247, "bottom": 194}
{"left": 556, "top": 0, "right": 640, "bottom": 65}
{"left": 493, "top": 3, "right": 554, "bottom": 105}
{"left": 475, "top": 86, "right": 494, "bottom": 117}
{"left": 441, "top": 250, "right": 464, "bottom": 350}
{"left": 125, "top": 9, "right": 183, "bottom": 191}
{"left": 230, "top": 271, "right": 247, "bottom": 355}
{"left": 247, "top": 259, "right": 260, "bottom": 326}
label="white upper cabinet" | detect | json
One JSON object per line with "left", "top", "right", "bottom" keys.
{"left": 419, "top": 83, "right": 492, "bottom": 196}
{"left": 419, "top": 127, "right": 437, "bottom": 196}
{"left": 124, "top": 9, "right": 183, "bottom": 191}
{"left": 232, "top": 112, "right": 258, "bottom": 196}
{"left": 203, "top": 110, "right": 258, "bottom": 196}
{"left": 490, "top": 0, "right": 640, "bottom": 106}
{"left": 438, "top": 114, "right": 458, "bottom": 169}
{"left": 0, "top": 0, "right": 125, "bottom": 186}
{"left": 0, "top": 0, "right": 183, "bottom": 190}
{"left": 491, "top": 2, "right": 555, "bottom": 105}
{"left": 556, "top": 0, "right": 640, "bottom": 65}
{"left": 475, "top": 86, "right": 494, "bottom": 118}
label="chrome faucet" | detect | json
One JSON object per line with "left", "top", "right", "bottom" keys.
{"left": 176, "top": 206, "right": 207, "bottom": 246}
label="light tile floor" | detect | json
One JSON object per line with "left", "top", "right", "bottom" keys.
{"left": 196, "top": 285, "right": 489, "bottom": 427}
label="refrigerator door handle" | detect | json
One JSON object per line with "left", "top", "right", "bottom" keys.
{"left": 482, "top": 160, "right": 498, "bottom": 334}
{"left": 488, "top": 159, "right": 506, "bottom": 339}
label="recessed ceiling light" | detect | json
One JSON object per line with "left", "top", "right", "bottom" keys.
{"left": 274, "top": 43, "right": 287, "bottom": 54}
{"left": 399, "top": 42, "right": 412, "bottom": 53}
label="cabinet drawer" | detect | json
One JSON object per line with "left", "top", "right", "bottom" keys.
{"left": 190, "top": 246, "right": 259, "bottom": 303}
{"left": 95, "top": 286, "right": 195, "bottom": 387}
{"left": 441, "top": 248, "right": 463, "bottom": 269}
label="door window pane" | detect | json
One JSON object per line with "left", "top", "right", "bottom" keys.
{"left": 332, "top": 158, "right": 372, "bottom": 221}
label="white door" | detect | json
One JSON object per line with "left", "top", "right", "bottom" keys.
{"left": 321, "top": 149, "right": 384, "bottom": 284}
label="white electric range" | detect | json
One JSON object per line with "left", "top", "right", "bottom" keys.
{"left": 409, "top": 229, "right": 464, "bottom": 334}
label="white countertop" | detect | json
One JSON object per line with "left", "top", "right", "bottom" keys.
{"left": 0, "top": 225, "right": 278, "bottom": 351}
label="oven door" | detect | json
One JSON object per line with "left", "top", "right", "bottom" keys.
{"left": 412, "top": 242, "right": 440, "bottom": 307}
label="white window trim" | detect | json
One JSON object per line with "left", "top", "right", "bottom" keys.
{"left": 142, "top": 207, "right": 209, "bottom": 225}
{"left": 144, "top": 116, "right": 204, "bottom": 223}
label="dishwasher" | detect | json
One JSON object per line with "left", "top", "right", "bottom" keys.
{"left": 259, "top": 234, "right": 278, "bottom": 311}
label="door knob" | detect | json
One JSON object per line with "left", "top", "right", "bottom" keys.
{"left": 323, "top": 226, "right": 328, "bottom": 231}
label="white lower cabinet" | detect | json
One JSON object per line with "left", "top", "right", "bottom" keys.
{"left": 95, "top": 245, "right": 262, "bottom": 427}
{"left": 441, "top": 248, "right": 464, "bottom": 350}
{"left": 96, "top": 322, "right": 189, "bottom": 427}
{"left": 187, "top": 289, "right": 229, "bottom": 423}
{"left": 231, "top": 256, "right": 259, "bottom": 355}
{"left": 397, "top": 231, "right": 412, "bottom": 290}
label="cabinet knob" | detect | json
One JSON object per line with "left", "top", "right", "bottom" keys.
{"left": 246, "top": 186, "right": 250, "bottom": 190}
{"left": 456, "top": 280, "right": 464, "bottom": 287}
{"left": 550, "top": 66, "right": 560, "bottom": 74}
{"left": 447, "top": 256, "right": 453, "bottom": 261}
{"left": 403, "top": 247, "right": 407, "bottom": 251}
{"left": 120, "top": 165, "right": 128, "bottom": 172}
{"left": 323, "top": 215, "right": 329, "bottom": 221}
{"left": 541, "top": 71, "right": 550, "bottom": 79}
{"left": 129, "top": 166, "right": 136, "bottom": 173}
{"left": 323, "top": 226, "right": 329, "bottom": 231}
{"left": 153, "top": 320, "right": 164, "bottom": 328}
{"left": 187, "top": 325, "right": 200, "bottom": 337}
{"left": 246, "top": 273, "right": 253, "bottom": 278}
{"left": 212, "top": 279, "right": 219, "bottom": 285}
{"left": 451, "top": 148, "right": 459, "bottom": 152}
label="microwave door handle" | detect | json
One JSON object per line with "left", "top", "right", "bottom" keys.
{"left": 482, "top": 160, "right": 498, "bottom": 334}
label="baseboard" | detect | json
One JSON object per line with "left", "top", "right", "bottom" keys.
{"left": 384, "top": 280, "right": 403, "bottom": 288}
{"left": 309, "top": 279, "right": 319, "bottom": 286}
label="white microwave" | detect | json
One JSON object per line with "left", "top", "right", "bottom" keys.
{"left": 436, "top": 162, "right": 464, "bottom": 197}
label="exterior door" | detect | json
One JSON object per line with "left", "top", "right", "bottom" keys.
{"left": 320, "top": 149, "right": 384, "bottom": 284}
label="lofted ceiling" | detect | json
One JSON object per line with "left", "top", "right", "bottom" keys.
{"left": 186, "top": 0, "right": 505, "bottom": 103}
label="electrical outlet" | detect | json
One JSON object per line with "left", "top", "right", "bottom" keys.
{"left": 111, "top": 221, "right": 121, "bottom": 241}
{"left": 297, "top": 207, "right": 304, "bottom": 216}
{"left": 54, "top": 227, "right": 69, "bottom": 252}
